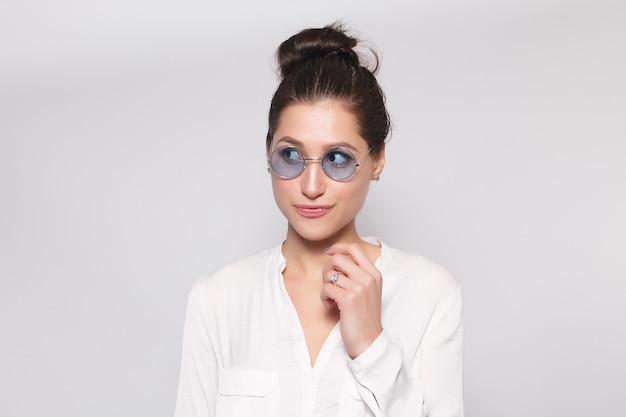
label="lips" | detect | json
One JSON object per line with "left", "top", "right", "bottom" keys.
{"left": 293, "top": 205, "right": 334, "bottom": 218}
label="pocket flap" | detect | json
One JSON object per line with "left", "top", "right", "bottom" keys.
{"left": 218, "top": 369, "right": 279, "bottom": 397}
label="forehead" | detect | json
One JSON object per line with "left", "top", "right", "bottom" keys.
{"left": 273, "top": 101, "right": 366, "bottom": 152}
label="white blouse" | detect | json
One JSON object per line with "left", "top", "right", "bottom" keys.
{"left": 175, "top": 238, "right": 464, "bottom": 417}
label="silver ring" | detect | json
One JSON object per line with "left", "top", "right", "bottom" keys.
{"left": 330, "top": 272, "right": 338, "bottom": 286}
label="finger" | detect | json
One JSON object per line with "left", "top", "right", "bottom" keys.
{"left": 320, "top": 279, "right": 340, "bottom": 307}
{"left": 320, "top": 280, "right": 351, "bottom": 308}
{"left": 323, "top": 253, "right": 360, "bottom": 280}
{"left": 329, "top": 271, "right": 339, "bottom": 286}
{"left": 321, "top": 254, "right": 367, "bottom": 286}
{"left": 325, "top": 242, "right": 380, "bottom": 277}
{"left": 325, "top": 250, "right": 380, "bottom": 287}
{"left": 324, "top": 269, "right": 359, "bottom": 291}
{"left": 321, "top": 268, "right": 362, "bottom": 302}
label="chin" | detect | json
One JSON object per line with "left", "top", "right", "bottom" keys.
{"left": 288, "top": 219, "right": 354, "bottom": 244}
{"left": 290, "top": 226, "right": 332, "bottom": 242}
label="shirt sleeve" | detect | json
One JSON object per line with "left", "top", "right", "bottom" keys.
{"left": 348, "top": 280, "right": 464, "bottom": 417}
{"left": 421, "top": 281, "right": 464, "bottom": 417}
{"left": 347, "top": 330, "right": 404, "bottom": 415}
{"left": 175, "top": 281, "right": 218, "bottom": 417}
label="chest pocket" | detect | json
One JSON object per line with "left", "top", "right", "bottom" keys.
{"left": 216, "top": 369, "right": 280, "bottom": 417}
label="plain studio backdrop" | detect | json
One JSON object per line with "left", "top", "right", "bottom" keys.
{"left": 1, "top": 1, "right": 624, "bottom": 416}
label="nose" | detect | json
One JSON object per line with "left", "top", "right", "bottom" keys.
{"left": 300, "top": 159, "right": 326, "bottom": 199}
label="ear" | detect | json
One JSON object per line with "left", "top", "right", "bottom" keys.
{"left": 371, "top": 144, "right": 386, "bottom": 180}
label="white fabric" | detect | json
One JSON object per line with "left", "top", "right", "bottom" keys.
{"left": 175, "top": 238, "right": 464, "bottom": 417}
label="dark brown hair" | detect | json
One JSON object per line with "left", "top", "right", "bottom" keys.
{"left": 266, "top": 24, "right": 390, "bottom": 154}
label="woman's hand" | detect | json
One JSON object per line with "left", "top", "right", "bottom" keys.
{"left": 321, "top": 242, "right": 383, "bottom": 359}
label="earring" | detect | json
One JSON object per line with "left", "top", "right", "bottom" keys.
{"left": 373, "top": 176, "right": 380, "bottom": 181}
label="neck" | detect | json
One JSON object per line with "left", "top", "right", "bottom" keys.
{"left": 281, "top": 221, "right": 362, "bottom": 278}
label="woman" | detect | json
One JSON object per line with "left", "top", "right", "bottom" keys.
{"left": 175, "top": 24, "right": 464, "bottom": 417}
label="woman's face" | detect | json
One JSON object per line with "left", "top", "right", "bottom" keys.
{"left": 268, "top": 100, "right": 385, "bottom": 243}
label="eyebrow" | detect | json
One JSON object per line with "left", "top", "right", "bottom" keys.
{"left": 275, "top": 136, "right": 360, "bottom": 152}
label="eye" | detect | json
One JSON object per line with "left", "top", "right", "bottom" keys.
{"left": 324, "top": 149, "right": 354, "bottom": 167}
{"left": 280, "top": 147, "right": 302, "bottom": 164}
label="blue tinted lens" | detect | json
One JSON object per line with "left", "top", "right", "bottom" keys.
{"left": 269, "top": 147, "right": 305, "bottom": 178}
{"left": 322, "top": 149, "right": 357, "bottom": 180}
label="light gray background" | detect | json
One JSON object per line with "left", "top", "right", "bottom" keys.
{"left": 1, "top": 1, "right": 624, "bottom": 416}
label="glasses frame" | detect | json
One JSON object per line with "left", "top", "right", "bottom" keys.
{"left": 268, "top": 145, "right": 373, "bottom": 181}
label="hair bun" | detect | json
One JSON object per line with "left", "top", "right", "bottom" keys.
{"left": 267, "top": 23, "right": 389, "bottom": 154}
{"left": 276, "top": 24, "right": 360, "bottom": 80}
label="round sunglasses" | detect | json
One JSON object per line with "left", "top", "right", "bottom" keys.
{"left": 268, "top": 146, "right": 372, "bottom": 181}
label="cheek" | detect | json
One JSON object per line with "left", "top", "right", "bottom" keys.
{"left": 270, "top": 177, "right": 294, "bottom": 207}
{"left": 333, "top": 180, "right": 370, "bottom": 208}
{"left": 271, "top": 177, "right": 283, "bottom": 200}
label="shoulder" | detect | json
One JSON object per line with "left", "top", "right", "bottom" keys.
{"left": 377, "top": 240, "right": 460, "bottom": 300}
{"left": 383, "top": 244, "right": 455, "bottom": 280}
{"left": 189, "top": 246, "right": 281, "bottom": 300}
